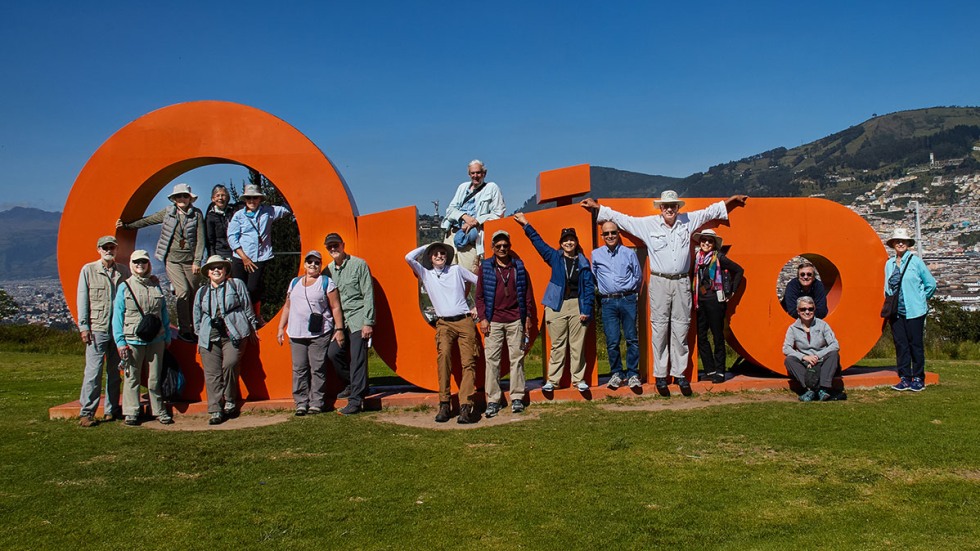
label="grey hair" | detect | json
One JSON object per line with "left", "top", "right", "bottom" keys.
{"left": 468, "top": 159, "right": 486, "bottom": 171}
{"left": 796, "top": 296, "right": 815, "bottom": 309}
{"left": 797, "top": 259, "right": 815, "bottom": 272}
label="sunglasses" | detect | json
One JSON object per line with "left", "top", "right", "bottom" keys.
{"left": 602, "top": 231, "right": 619, "bottom": 237}
{"left": 100, "top": 245, "right": 117, "bottom": 251}
{"left": 172, "top": 193, "right": 190, "bottom": 199}
{"left": 326, "top": 243, "right": 342, "bottom": 249}
{"left": 133, "top": 259, "right": 149, "bottom": 265}
{"left": 493, "top": 243, "right": 510, "bottom": 250}
{"left": 798, "top": 307, "right": 814, "bottom": 313}
{"left": 305, "top": 259, "right": 321, "bottom": 265}
{"left": 431, "top": 251, "right": 447, "bottom": 257}
{"left": 209, "top": 266, "right": 226, "bottom": 272}
{"left": 799, "top": 272, "right": 814, "bottom": 278}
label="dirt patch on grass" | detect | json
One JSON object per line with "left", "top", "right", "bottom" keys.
{"left": 600, "top": 392, "right": 799, "bottom": 411}
{"left": 140, "top": 413, "right": 291, "bottom": 431}
{"left": 373, "top": 409, "right": 541, "bottom": 430}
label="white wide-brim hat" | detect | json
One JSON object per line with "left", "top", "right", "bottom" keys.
{"left": 886, "top": 227, "right": 915, "bottom": 247}
{"left": 692, "top": 228, "right": 723, "bottom": 249}
{"left": 654, "top": 189, "right": 685, "bottom": 208}
{"left": 168, "top": 183, "right": 198, "bottom": 202}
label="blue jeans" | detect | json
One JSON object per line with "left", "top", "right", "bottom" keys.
{"left": 601, "top": 294, "right": 640, "bottom": 379}
{"left": 79, "top": 330, "right": 121, "bottom": 417}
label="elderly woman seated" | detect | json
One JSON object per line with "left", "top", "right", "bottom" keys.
{"left": 782, "top": 296, "right": 846, "bottom": 401}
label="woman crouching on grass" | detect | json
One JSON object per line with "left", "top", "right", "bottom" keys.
{"left": 112, "top": 250, "right": 172, "bottom": 426}
{"left": 782, "top": 296, "right": 846, "bottom": 402}
{"left": 193, "top": 255, "right": 258, "bottom": 425}
{"left": 277, "top": 251, "right": 345, "bottom": 416}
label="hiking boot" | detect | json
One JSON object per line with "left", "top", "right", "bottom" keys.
{"left": 485, "top": 402, "right": 500, "bottom": 418}
{"left": 307, "top": 406, "right": 322, "bottom": 415}
{"left": 627, "top": 376, "right": 642, "bottom": 389}
{"left": 712, "top": 371, "right": 726, "bottom": 384}
{"left": 799, "top": 390, "right": 816, "bottom": 402}
{"left": 209, "top": 412, "right": 224, "bottom": 425}
{"left": 337, "top": 402, "right": 361, "bottom": 416}
{"left": 79, "top": 415, "right": 98, "bottom": 428}
{"left": 818, "top": 389, "right": 833, "bottom": 402}
{"left": 124, "top": 415, "right": 140, "bottom": 426}
{"left": 457, "top": 404, "right": 479, "bottom": 424}
{"left": 512, "top": 400, "right": 525, "bottom": 414}
{"left": 336, "top": 386, "right": 352, "bottom": 399}
{"left": 892, "top": 378, "right": 912, "bottom": 391}
{"left": 607, "top": 374, "right": 624, "bottom": 389}
{"left": 541, "top": 382, "right": 555, "bottom": 392}
{"left": 910, "top": 378, "right": 925, "bottom": 392}
{"left": 295, "top": 407, "right": 307, "bottom": 417}
{"left": 655, "top": 377, "right": 671, "bottom": 397}
{"left": 102, "top": 411, "right": 122, "bottom": 422}
{"left": 222, "top": 405, "right": 239, "bottom": 419}
{"left": 157, "top": 414, "right": 174, "bottom": 425}
{"left": 677, "top": 377, "right": 693, "bottom": 397}
{"left": 576, "top": 381, "right": 590, "bottom": 392}
{"left": 434, "top": 402, "right": 452, "bottom": 423}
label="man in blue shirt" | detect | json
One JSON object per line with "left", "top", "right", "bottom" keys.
{"left": 591, "top": 221, "right": 643, "bottom": 390}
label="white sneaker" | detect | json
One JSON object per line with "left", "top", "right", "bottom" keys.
{"left": 627, "top": 376, "right": 642, "bottom": 389}
{"left": 576, "top": 381, "right": 589, "bottom": 392}
{"left": 607, "top": 374, "right": 623, "bottom": 389}
{"left": 542, "top": 382, "right": 555, "bottom": 392}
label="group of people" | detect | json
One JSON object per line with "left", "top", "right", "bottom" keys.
{"left": 75, "top": 159, "right": 938, "bottom": 427}
{"left": 78, "top": 183, "right": 372, "bottom": 426}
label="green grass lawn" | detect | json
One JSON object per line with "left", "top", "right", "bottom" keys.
{"left": 2, "top": 350, "right": 979, "bottom": 549}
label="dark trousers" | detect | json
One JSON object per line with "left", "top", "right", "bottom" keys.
{"left": 696, "top": 295, "right": 727, "bottom": 374}
{"left": 231, "top": 258, "right": 267, "bottom": 305}
{"left": 891, "top": 314, "right": 926, "bottom": 380}
{"left": 328, "top": 329, "right": 369, "bottom": 407}
{"left": 784, "top": 351, "right": 840, "bottom": 391}
{"left": 600, "top": 294, "right": 640, "bottom": 379}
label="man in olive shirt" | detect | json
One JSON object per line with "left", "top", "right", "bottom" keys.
{"left": 324, "top": 233, "right": 375, "bottom": 415}
{"left": 76, "top": 235, "right": 130, "bottom": 426}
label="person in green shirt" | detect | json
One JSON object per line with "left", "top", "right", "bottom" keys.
{"left": 323, "top": 233, "right": 375, "bottom": 415}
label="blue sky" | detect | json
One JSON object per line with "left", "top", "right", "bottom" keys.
{"left": 2, "top": 1, "right": 978, "bottom": 216}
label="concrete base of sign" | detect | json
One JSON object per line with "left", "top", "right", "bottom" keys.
{"left": 48, "top": 367, "right": 938, "bottom": 420}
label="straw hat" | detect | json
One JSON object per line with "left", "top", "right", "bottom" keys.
{"left": 654, "top": 190, "right": 685, "bottom": 208}
{"left": 692, "top": 228, "right": 723, "bottom": 249}
{"left": 201, "top": 255, "right": 232, "bottom": 271}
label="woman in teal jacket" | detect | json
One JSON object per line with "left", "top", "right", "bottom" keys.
{"left": 514, "top": 212, "right": 594, "bottom": 394}
{"left": 883, "top": 228, "right": 937, "bottom": 392}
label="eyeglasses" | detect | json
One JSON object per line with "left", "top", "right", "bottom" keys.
{"left": 798, "top": 307, "right": 814, "bottom": 313}
{"left": 799, "top": 272, "right": 814, "bottom": 278}
{"left": 602, "top": 231, "right": 619, "bottom": 237}
{"left": 493, "top": 243, "right": 510, "bottom": 250}
{"left": 133, "top": 259, "right": 149, "bottom": 265}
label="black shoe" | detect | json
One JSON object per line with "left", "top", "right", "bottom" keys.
{"left": 434, "top": 402, "right": 451, "bottom": 423}
{"left": 655, "top": 377, "right": 671, "bottom": 397}
{"left": 208, "top": 413, "right": 224, "bottom": 425}
{"left": 336, "top": 386, "right": 352, "bottom": 399}
{"left": 712, "top": 371, "right": 726, "bottom": 384}
{"left": 677, "top": 376, "right": 693, "bottom": 397}
{"left": 457, "top": 404, "right": 479, "bottom": 424}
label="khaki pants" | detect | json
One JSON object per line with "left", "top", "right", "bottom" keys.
{"left": 484, "top": 319, "right": 527, "bottom": 403}
{"left": 444, "top": 234, "right": 481, "bottom": 274}
{"left": 166, "top": 260, "right": 199, "bottom": 333}
{"left": 649, "top": 275, "right": 692, "bottom": 378}
{"left": 200, "top": 338, "right": 243, "bottom": 413}
{"left": 545, "top": 299, "right": 587, "bottom": 385}
{"left": 435, "top": 317, "right": 478, "bottom": 404}
{"left": 121, "top": 340, "right": 166, "bottom": 417}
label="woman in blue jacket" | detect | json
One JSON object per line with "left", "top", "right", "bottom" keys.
{"left": 883, "top": 228, "right": 937, "bottom": 392}
{"left": 514, "top": 213, "right": 594, "bottom": 393}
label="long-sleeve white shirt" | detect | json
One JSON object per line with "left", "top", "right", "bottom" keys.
{"left": 405, "top": 245, "right": 478, "bottom": 317}
{"left": 597, "top": 202, "right": 727, "bottom": 275}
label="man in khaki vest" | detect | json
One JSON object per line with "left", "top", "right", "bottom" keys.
{"left": 76, "top": 235, "right": 130, "bottom": 427}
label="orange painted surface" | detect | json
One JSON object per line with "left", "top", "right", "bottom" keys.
{"left": 60, "top": 102, "right": 889, "bottom": 405}
{"left": 60, "top": 101, "right": 356, "bottom": 401}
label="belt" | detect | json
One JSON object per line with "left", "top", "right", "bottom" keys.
{"left": 599, "top": 290, "right": 637, "bottom": 299}
{"left": 650, "top": 271, "right": 688, "bottom": 280}
{"left": 438, "top": 314, "right": 470, "bottom": 322}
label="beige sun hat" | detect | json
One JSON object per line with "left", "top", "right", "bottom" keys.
{"left": 201, "top": 255, "right": 232, "bottom": 271}
{"left": 168, "top": 183, "right": 198, "bottom": 202}
{"left": 241, "top": 184, "right": 265, "bottom": 198}
{"left": 654, "top": 190, "right": 685, "bottom": 208}
{"left": 886, "top": 227, "right": 915, "bottom": 248}
{"left": 130, "top": 250, "right": 151, "bottom": 262}
{"left": 692, "top": 228, "right": 723, "bottom": 249}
